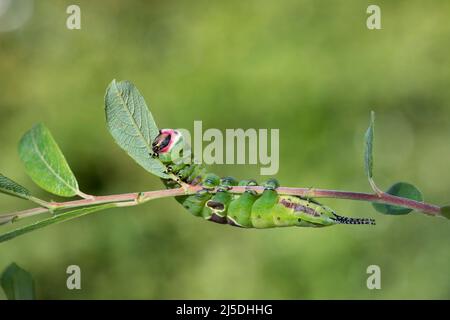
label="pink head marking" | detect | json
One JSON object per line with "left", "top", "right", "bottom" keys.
{"left": 152, "top": 129, "right": 181, "bottom": 154}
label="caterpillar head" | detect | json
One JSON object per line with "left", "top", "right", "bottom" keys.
{"left": 152, "top": 129, "right": 184, "bottom": 162}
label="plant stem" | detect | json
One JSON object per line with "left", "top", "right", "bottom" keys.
{"left": 0, "top": 185, "right": 442, "bottom": 225}
{"left": 273, "top": 187, "right": 441, "bottom": 216}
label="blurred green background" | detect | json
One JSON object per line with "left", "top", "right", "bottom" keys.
{"left": 1, "top": 0, "right": 449, "bottom": 299}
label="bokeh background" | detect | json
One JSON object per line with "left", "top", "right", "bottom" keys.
{"left": 0, "top": 0, "right": 449, "bottom": 299}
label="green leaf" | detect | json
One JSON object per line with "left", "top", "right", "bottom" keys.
{"left": 0, "top": 204, "right": 116, "bottom": 244}
{"left": 364, "top": 111, "right": 375, "bottom": 179}
{"left": 0, "top": 263, "right": 35, "bottom": 300}
{"left": 18, "top": 123, "right": 81, "bottom": 197}
{"left": 0, "top": 174, "right": 51, "bottom": 209}
{"left": 364, "top": 111, "right": 381, "bottom": 193}
{"left": 0, "top": 214, "right": 15, "bottom": 226}
{"left": 440, "top": 206, "right": 450, "bottom": 220}
{"left": 105, "top": 79, "right": 169, "bottom": 179}
{"left": 372, "top": 182, "right": 423, "bottom": 215}
{"left": 0, "top": 174, "right": 31, "bottom": 200}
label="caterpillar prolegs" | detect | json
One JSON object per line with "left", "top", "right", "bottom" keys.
{"left": 152, "top": 129, "right": 375, "bottom": 228}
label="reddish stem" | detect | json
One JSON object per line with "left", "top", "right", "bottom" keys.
{"left": 2, "top": 185, "right": 442, "bottom": 223}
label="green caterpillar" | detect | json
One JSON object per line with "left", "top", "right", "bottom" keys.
{"left": 151, "top": 129, "right": 375, "bottom": 228}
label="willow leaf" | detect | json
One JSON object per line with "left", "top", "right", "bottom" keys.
{"left": 18, "top": 123, "right": 81, "bottom": 197}
{"left": 0, "top": 263, "right": 35, "bottom": 300}
{"left": 105, "top": 79, "right": 169, "bottom": 179}
{"left": 364, "top": 111, "right": 375, "bottom": 179}
{"left": 372, "top": 182, "right": 423, "bottom": 215}
{"left": 0, "top": 174, "right": 31, "bottom": 200}
{"left": 441, "top": 205, "right": 450, "bottom": 220}
{"left": 364, "top": 111, "right": 381, "bottom": 193}
{"left": 0, "top": 204, "right": 116, "bottom": 243}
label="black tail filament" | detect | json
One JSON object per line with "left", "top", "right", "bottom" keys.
{"left": 333, "top": 214, "right": 376, "bottom": 225}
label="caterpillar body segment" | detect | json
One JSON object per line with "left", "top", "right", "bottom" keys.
{"left": 180, "top": 189, "right": 211, "bottom": 217}
{"left": 203, "top": 190, "right": 232, "bottom": 223}
{"left": 250, "top": 188, "right": 279, "bottom": 228}
{"left": 152, "top": 129, "right": 375, "bottom": 228}
{"left": 227, "top": 191, "right": 257, "bottom": 227}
